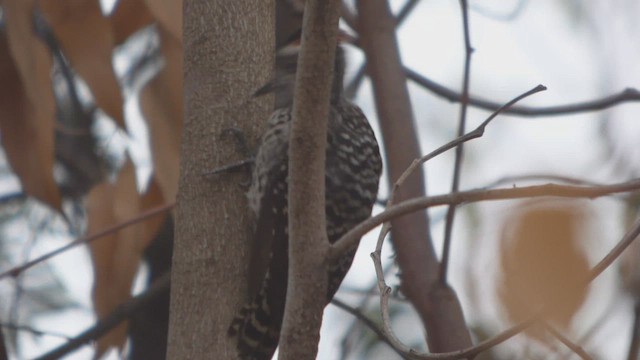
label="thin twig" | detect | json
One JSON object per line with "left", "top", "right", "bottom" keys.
{"left": 33, "top": 273, "right": 170, "bottom": 360}
{"left": 439, "top": 0, "right": 474, "bottom": 284}
{"left": 0, "top": 203, "right": 174, "bottom": 281}
{"left": 0, "top": 323, "right": 71, "bottom": 340}
{"left": 330, "top": 178, "right": 640, "bottom": 259}
{"left": 359, "top": 85, "right": 544, "bottom": 357}
{"left": 338, "top": 260, "right": 397, "bottom": 359}
{"left": 553, "top": 296, "right": 617, "bottom": 360}
{"left": 368, "top": 225, "right": 536, "bottom": 359}
{"left": 358, "top": 209, "right": 640, "bottom": 359}
{"left": 329, "top": 84, "right": 546, "bottom": 262}
{"left": 543, "top": 323, "right": 593, "bottom": 360}
{"left": 405, "top": 67, "right": 640, "bottom": 117}
{"left": 392, "top": 85, "right": 545, "bottom": 206}
{"left": 483, "top": 174, "right": 602, "bottom": 189}
{"left": 330, "top": 298, "right": 409, "bottom": 359}
{"left": 396, "top": 0, "right": 420, "bottom": 24}
{"left": 587, "top": 216, "right": 640, "bottom": 283}
{"left": 370, "top": 225, "right": 412, "bottom": 356}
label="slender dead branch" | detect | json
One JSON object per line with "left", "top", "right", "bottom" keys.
{"left": 0, "top": 203, "right": 174, "bottom": 281}
{"left": 543, "top": 324, "right": 593, "bottom": 360}
{"left": 330, "top": 298, "right": 409, "bottom": 359}
{"left": 368, "top": 210, "right": 533, "bottom": 359}
{"left": 330, "top": 85, "right": 545, "bottom": 262}
{"left": 0, "top": 323, "right": 71, "bottom": 340}
{"left": 34, "top": 273, "right": 170, "bottom": 360}
{"left": 440, "top": 0, "right": 474, "bottom": 284}
{"left": 330, "top": 178, "right": 640, "bottom": 258}
{"left": 483, "top": 174, "right": 603, "bottom": 189}
{"left": 405, "top": 68, "right": 640, "bottom": 117}
{"left": 357, "top": 210, "right": 640, "bottom": 360}
{"left": 278, "top": 0, "right": 341, "bottom": 358}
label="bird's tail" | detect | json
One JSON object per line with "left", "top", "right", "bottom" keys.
{"left": 228, "top": 293, "right": 281, "bottom": 360}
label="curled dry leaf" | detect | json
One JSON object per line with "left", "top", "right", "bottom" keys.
{"left": 0, "top": 0, "right": 62, "bottom": 211}
{"left": 39, "top": 0, "right": 127, "bottom": 129}
{"left": 87, "top": 159, "right": 166, "bottom": 356}
{"left": 497, "top": 201, "right": 590, "bottom": 343}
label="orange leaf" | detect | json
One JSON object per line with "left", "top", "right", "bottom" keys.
{"left": 110, "top": 0, "right": 154, "bottom": 45}
{"left": 87, "top": 159, "right": 166, "bottom": 356}
{"left": 497, "top": 202, "right": 590, "bottom": 342}
{"left": 39, "top": 0, "right": 127, "bottom": 129}
{"left": 140, "top": 26, "right": 183, "bottom": 201}
{"left": 0, "top": 0, "right": 62, "bottom": 211}
{"left": 143, "top": 0, "right": 182, "bottom": 42}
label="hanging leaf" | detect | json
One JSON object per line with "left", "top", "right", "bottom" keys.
{"left": 0, "top": 0, "right": 62, "bottom": 212}
{"left": 497, "top": 202, "right": 590, "bottom": 342}
{"left": 86, "top": 159, "right": 166, "bottom": 356}
{"left": 39, "top": 0, "right": 127, "bottom": 129}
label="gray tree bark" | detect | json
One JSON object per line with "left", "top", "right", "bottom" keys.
{"left": 167, "top": 2, "right": 274, "bottom": 358}
{"left": 278, "top": 0, "right": 341, "bottom": 358}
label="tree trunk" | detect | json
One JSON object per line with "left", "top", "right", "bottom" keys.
{"left": 167, "top": 2, "right": 274, "bottom": 359}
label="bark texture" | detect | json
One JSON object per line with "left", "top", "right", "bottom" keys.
{"left": 278, "top": 0, "right": 342, "bottom": 358}
{"left": 167, "top": 2, "right": 274, "bottom": 359}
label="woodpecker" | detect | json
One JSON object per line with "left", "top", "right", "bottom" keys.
{"left": 228, "top": 37, "right": 382, "bottom": 360}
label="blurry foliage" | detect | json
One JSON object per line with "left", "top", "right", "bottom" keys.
{"left": 497, "top": 201, "right": 590, "bottom": 348}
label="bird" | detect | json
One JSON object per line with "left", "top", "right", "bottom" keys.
{"left": 228, "top": 34, "right": 382, "bottom": 360}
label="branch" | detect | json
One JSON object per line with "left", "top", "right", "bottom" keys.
{"left": 357, "top": 0, "right": 471, "bottom": 351}
{"left": 34, "top": 273, "right": 170, "bottom": 360}
{"left": 0, "top": 323, "right": 71, "bottom": 340}
{"left": 329, "top": 85, "right": 545, "bottom": 262}
{"left": 543, "top": 323, "right": 593, "bottom": 360}
{"left": 344, "top": 0, "right": 419, "bottom": 99}
{"left": 405, "top": 68, "right": 640, "bottom": 117}
{"left": 367, "top": 220, "right": 536, "bottom": 360}
{"left": 439, "top": 0, "right": 473, "bottom": 284}
{"left": 278, "top": 0, "right": 341, "bottom": 358}
{"left": 355, "top": 208, "right": 640, "bottom": 360}
{"left": 0, "top": 203, "right": 174, "bottom": 281}
{"left": 330, "top": 178, "right": 640, "bottom": 258}
{"left": 330, "top": 298, "right": 409, "bottom": 359}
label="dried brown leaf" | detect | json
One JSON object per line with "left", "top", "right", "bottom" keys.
{"left": 143, "top": 0, "right": 182, "bottom": 42}
{"left": 497, "top": 202, "right": 590, "bottom": 342}
{"left": 1, "top": 0, "right": 62, "bottom": 211}
{"left": 39, "top": 0, "right": 126, "bottom": 128}
{"left": 87, "top": 159, "right": 166, "bottom": 356}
